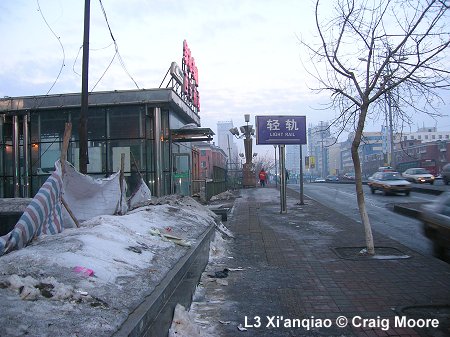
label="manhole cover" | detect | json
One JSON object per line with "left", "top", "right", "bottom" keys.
{"left": 333, "top": 246, "right": 411, "bottom": 260}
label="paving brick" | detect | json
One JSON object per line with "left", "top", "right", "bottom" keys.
{"left": 206, "top": 188, "right": 450, "bottom": 337}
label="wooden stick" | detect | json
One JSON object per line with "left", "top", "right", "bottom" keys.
{"left": 118, "top": 153, "right": 125, "bottom": 214}
{"left": 62, "top": 197, "right": 80, "bottom": 228}
{"left": 59, "top": 122, "right": 80, "bottom": 227}
{"left": 60, "top": 122, "right": 72, "bottom": 175}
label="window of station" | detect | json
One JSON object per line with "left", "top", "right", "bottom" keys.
{"left": 108, "top": 106, "right": 144, "bottom": 139}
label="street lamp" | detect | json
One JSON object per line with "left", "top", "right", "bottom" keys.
{"left": 230, "top": 116, "right": 256, "bottom": 187}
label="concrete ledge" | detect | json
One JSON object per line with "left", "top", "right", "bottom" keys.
{"left": 393, "top": 204, "right": 421, "bottom": 218}
{"left": 113, "top": 223, "right": 215, "bottom": 337}
{"left": 211, "top": 208, "right": 230, "bottom": 221}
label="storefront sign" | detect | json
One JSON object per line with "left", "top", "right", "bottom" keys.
{"left": 182, "top": 40, "right": 200, "bottom": 112}
{"left": 255, "top": 115, "right": 307, "bottom": 145}
{"left": 170, "top": 62, "right": 184, "bottom": 86}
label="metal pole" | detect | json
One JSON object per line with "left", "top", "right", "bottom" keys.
{"left": 388, "top": 91, "right": 395, "bottom": 169}
{"left": 154, "top": 107, "right": 162, "bottom": 196}
{"left": 79, "top": 0, "right": 91, "bottom": 174}
{"left": 279, "top": 145, "right": 287, "bottom": 213}
{"left": 13, "top": 116, "right": 20, "bottom": 197}
{"left": 298, "top": 145, "right": 304, "bottom": 205}
{"left": 274, "top": 145, "right": 278, "bottom": 188}
{"left": 23, "top": 114, "right": 30, "bottom": 197}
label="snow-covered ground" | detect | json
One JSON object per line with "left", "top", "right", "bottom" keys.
{"left": 0, "top": 195, "right": 218, "bottom": 337}
{"left": 168, "top": 225, "right": 238, "bottom": 337}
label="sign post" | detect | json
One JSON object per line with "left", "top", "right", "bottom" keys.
{"left": 256, "top": 116, "right": 307, "bottom": 213}
{"left": 279, "top": 145, "right": 287, "bottom": 213}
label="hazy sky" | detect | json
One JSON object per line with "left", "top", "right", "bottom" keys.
{"left": 1, "top": 0, "right": 448, "bottom": 155}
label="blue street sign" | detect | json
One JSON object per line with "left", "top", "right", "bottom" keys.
{"left": 255, "top": 115, "right": 307, "bottom": 145}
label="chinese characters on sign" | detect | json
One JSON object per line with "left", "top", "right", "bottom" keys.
{"left": 182, "top": 40, "right": 200, "bottom": 112}
{"left": 256, "top": 116, "right": 307, "bottom": 145}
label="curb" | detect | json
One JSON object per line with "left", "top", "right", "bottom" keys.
{"left": 113, "top": 223, "right": 215, "bottom": 337}
{"left": 392, "top": 204, "right": 421, "bottom": 218}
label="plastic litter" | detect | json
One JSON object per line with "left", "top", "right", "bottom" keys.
{"left": 73, "top": 266, "right": 94, "bottom": 277}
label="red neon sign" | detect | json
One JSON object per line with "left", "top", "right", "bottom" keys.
{"left": 182, "top": 40, "right": 200, "bottom": 112}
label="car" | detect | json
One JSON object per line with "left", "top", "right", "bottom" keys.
{"left": 402, "top": 167, "right": 435, "bottom": 184}
{"left": 441, "top": 163, "right": 450, "bottom": 185}
{"left": 343, "top": 172, "right": 355, "bottom": 180}
{"left": 325, "top": 175, "right": 339, "bottom": 182}
{"left": 367, "top": 171, "right": 411, "bottom": 196}
{"left": 378, "top": 166, "right": 395, "bottom": 172}
{"left": 314, "top": 177, "right": 326, "bottom": 182}
{"left": 419, "top": 192, "right": 450, "bottom": 260}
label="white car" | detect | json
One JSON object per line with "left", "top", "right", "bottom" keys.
{"left": 368, "top": 171, "right": 412, "bottom": 196}
{"left": 402, "top": 168, "right": 435, "bottom": 184}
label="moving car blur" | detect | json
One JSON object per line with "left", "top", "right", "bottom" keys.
{"left": 402, "top": 167, "right": 435, "bottom": 184}
{"left": 420, "top": 192, "right": 450, "bottom": 261}
{"left": 367, "top": 171, "right": 412, "bottom": 196}
{"left": 441, "top": 163, "right": 450, "bottom": 185}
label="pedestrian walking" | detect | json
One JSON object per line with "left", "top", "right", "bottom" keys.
{"left": 259, "top": 169, "right": 267, "bottom": 187}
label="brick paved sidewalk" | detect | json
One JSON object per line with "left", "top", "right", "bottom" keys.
{"left": 200, "top": 187, "right": 450, "bottom": 337}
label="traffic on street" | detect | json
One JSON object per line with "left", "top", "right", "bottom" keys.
{"left": 287, "top": 181, "right": 449, "bottom": 259}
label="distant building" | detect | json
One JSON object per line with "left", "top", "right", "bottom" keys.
{"left": 193, "top": 142, "right": 227, "bottom": 179}
{"left": 307, "top": 122, "right": 335, "bottom": 177}
{"left": 328, "top": 143, "right": 342, "bottom": 176}
{"left": 341, "top": 132, "right": 384, "bottom": 177}
{"left": 400, "top": 127, "right": 450, "bottom": 143}
{"left": 216, "top": 121, "right": 239, "bottom": 169}
{"left": 285, "top": 145, "right": 307, "bottom": 181}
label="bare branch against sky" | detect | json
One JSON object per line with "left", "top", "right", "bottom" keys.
{"left": 299, "top": 0, "right": 450, "bottom": 255}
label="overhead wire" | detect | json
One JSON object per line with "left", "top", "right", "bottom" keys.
{"left": 32, "top": 0, "right": 67, "bottom": 170}
{"left": 93, "top": 0, "right": 140, "bottom": 91}
{"left": 36, "top": 0, "right": 66, "bottom": 95}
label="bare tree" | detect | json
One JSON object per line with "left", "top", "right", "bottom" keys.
{"left": 301, "top": 0, "right": 450, "bottom": 254}
{"left": 253, "top": 154, "right": 275, "bottom": 175}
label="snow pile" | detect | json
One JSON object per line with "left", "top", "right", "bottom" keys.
{"left": 209, "top": 190, "right": 236, "bottom": 201}
{"left": 0, "top": 195, "right": 217, "bottom": 337}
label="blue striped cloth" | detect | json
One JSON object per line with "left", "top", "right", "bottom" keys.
{"left": 0, "top": 168, "right": 63, "bottom": 256}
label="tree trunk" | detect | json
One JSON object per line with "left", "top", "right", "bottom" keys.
{"left": 351, "top": 104, "right": 375, "bottom": 255}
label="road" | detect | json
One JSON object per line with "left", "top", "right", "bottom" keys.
{"left": 287, "top": 182, "right": 441, "bottom": 257}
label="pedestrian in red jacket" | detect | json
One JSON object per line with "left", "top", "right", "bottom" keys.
{"left": 259, "top": 169, "right": 267, "bottom": 187}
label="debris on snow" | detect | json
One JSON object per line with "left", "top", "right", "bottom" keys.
{"left": 168, "top": 303, "right": 205, "bottom": 337}
{"left": 209, "top": 190, "right": 236, "bottom": 201}
{"left": 207, "top": 268, "right": 229, "bottom": 278}
{"left": 237, "top": 323, "right": 248, "bottom": 331}
{"left": 0, "top": 194, "right": 217, "bottom": 337}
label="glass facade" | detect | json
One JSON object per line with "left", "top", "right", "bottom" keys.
{"left": 1, "top": 105, "right": 160, "bottom": 197}
{"left": 0, "top": 89, "right": 202, "bottom": 199}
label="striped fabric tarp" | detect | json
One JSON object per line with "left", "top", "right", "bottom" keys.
{"left": 0, "top": 165, "right": 63, "bottom": 256}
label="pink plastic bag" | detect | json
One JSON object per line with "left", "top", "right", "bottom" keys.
{"left": 73, "top": 266, "right": 94, "bottom": 276}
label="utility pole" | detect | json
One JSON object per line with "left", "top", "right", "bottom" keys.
{"left": 320, "top": 121, "right": 326, "bottom": 178}
{"left": 79, "top": 0, "right": 91, "bottom": 174}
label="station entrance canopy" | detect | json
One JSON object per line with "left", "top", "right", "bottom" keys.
{"left": 171, "top": 127, "right": 214, "bottom": 142}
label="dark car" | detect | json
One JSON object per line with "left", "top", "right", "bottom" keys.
{"left": 325, "top": 175, "right": 339, "bottom": 182}
{"left": 420, "top": 192, "right": 450, "bottom": 260}
{"left": 442, "top": 163, "right": 450, "bottom": 185}
{"left": 367, "top": 171, "right": 411, "bottom": 196}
